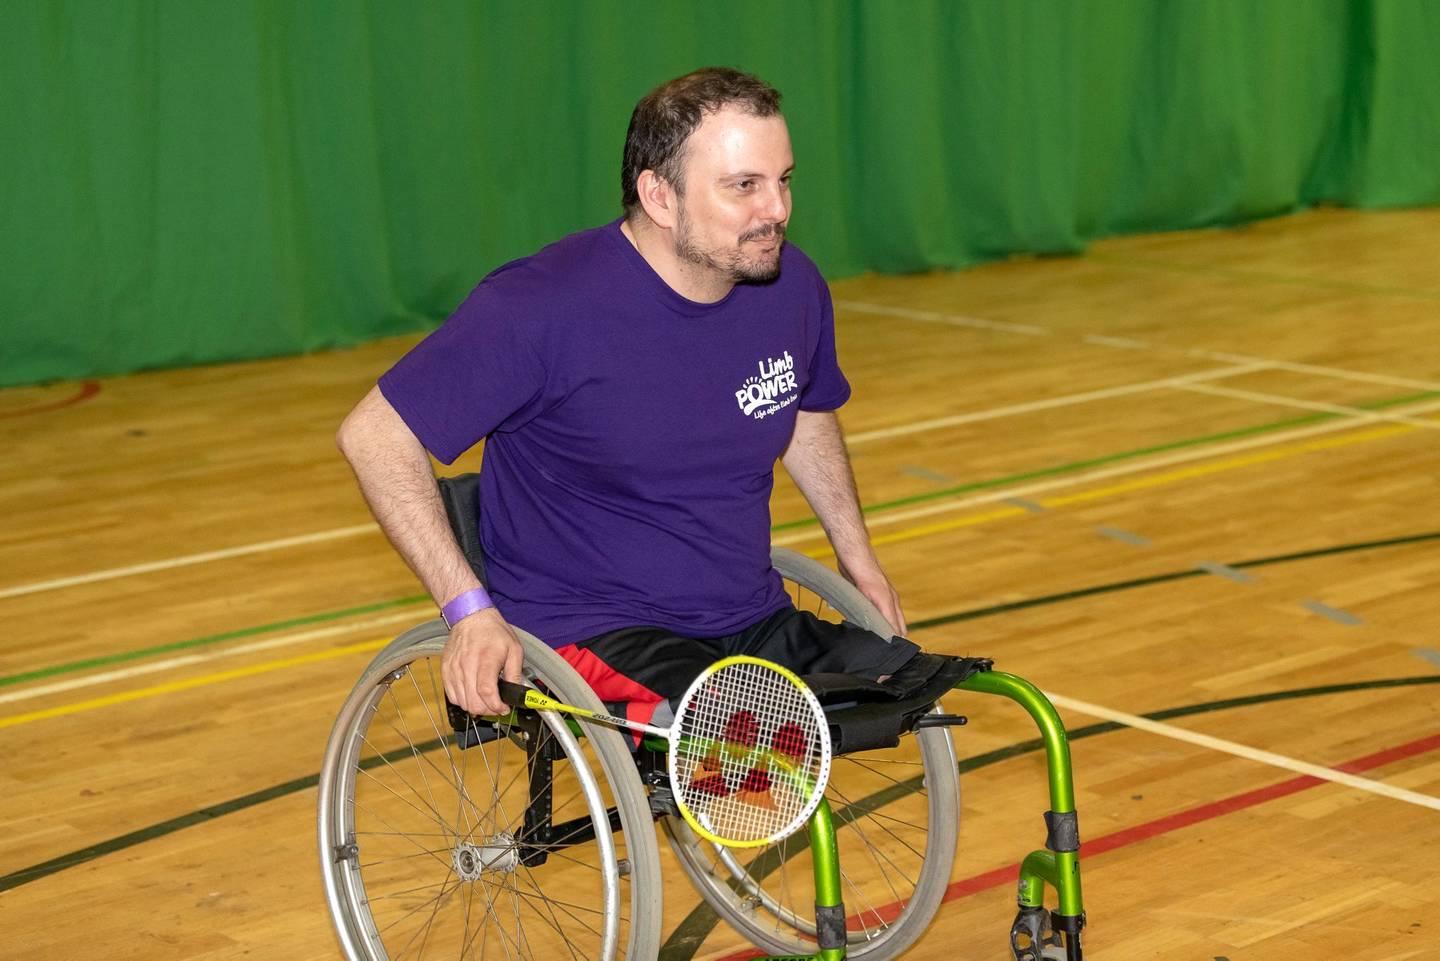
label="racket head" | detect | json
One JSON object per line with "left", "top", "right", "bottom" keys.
{"left": 667, "top": 655, "right": 831, "bottom": 848}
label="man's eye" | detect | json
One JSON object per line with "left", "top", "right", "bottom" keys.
{"left": 736, "top": 180, "right": 755, "bottom": 191}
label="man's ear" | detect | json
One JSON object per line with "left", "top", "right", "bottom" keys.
{"left": 636, "top": 169, "right": 679, "bottom": 231}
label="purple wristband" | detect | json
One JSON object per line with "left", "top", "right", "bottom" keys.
{"left": 441, "top": 587, "right": 494, "bottom": 629}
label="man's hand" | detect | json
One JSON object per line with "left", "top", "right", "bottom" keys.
{"left": 441, "top": 609, "right": 526, "bottom": 716}
{"left": 839, "top": 557, "right": 907, "bottom": 636}
{"left": 781, "top": 410, "right": 906, "bottom": 634}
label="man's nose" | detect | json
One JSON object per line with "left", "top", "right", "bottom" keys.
{"left": 757, "top": 183, "right": 788, "bottom": 222}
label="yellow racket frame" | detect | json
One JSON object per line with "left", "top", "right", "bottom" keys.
{"left": 666, "top": 655, "right": 832, "bottom": 849}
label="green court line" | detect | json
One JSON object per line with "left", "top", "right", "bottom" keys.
{"left": 0, "top": 595, "right": 430, "bottom": 689}
{"left": 1085, "top": 251, "right": 1440, "bottom": 302}
{"left": 6, "top": 388, "right": 1434, "bottom": 689}
{"left": 772, "top": 389, "right": 1440, "bottom": 532}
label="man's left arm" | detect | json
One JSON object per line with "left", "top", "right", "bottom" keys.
{"left": 781, "top": 409, "right": 906, "bottom": 634}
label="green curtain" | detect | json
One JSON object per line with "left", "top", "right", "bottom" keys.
{"left": 2, "top": 0, "right": 1437, "bottom": 388}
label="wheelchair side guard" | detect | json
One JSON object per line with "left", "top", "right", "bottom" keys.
{"left": 808, "top": 654, "right": 993, "bottom": 755}
{"left": 956, "top": 670, "right": 1087, "bottom": 961}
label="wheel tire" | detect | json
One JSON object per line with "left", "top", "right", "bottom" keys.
{"left": 318, "top": 619, "right": 662, "bottom": 960}
{"left": 663, "top": 548, "right": 961, "bottom": 960}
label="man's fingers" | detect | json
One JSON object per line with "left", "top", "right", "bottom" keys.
{"left": 888, "top": 607, "right": 907, "bottom": 636}
{"left": 441, "top": 654, "right": 468, "bottom": 712}
{"left": 445, "top": 649, "right": 488, "bottom": 715}
{"left": 472, "top": 649, "right": 508, "bottom": 715}
{"left": 502, "top": 635, "right": 524, "bottom": 682}
{"left": 473, "top": 671, "right": 499, "bottom": 714}
{"left": 454, "top": 671, "right": 479, "bottom": 716}
{"left": 860, "top": 583, "right": 905, "bottom": 636}
{"left": 441, "top": 663, "right": 459, "bottom": 707}
{"left": 890, "top": 594, "right": 908, "bottom": 635}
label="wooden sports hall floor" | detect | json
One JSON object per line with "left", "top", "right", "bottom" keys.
{"left": 3, "top": 206, "right": 1438, "bottom": 960}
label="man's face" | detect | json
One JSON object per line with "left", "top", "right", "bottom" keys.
{"left": 671, "top": 106, "right": 794, "bottom": 284}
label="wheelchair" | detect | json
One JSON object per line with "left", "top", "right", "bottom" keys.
{"left": 318, "top": 488, "right": 1086, "bottom": 960}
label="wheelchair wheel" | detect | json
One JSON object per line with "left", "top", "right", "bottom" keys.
{"left": 318, "top": 619, "right": 662, "bottom": 961}
{"left": 663, "top": 547, "right": 961, "bottom": 960}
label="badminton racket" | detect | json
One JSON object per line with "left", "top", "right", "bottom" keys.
{"left": 495, "top": 655, "right": 831, "bottom": 848}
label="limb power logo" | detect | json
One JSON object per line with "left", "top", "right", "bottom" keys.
{"left": 735, "top": 351, "right": 799, "bottom": 420}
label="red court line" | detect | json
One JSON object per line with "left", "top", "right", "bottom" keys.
{"left": 714, "top": 730, "right": 1440, "bottom": 961}
{"left": 1078, "top": 730, "right": 1440, "bottom": 861}
{"left": 0, "top": 380, "right": 101, "bottom": 419}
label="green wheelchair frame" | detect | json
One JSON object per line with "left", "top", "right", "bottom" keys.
{"left": 779, "top": 667, "right": 1086, "bottom": 961}
{"left": 610, "top": 665, "right": 1084, "bottom": 961}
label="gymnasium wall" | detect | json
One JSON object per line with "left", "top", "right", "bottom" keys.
{"left": 3, "top": 1, "right": 1437, "bottom": 388}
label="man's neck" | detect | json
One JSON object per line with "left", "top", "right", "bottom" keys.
{"left": 621, "top": 218, "right": 734, "bottom": 304}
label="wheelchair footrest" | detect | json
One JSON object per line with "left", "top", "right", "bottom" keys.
{"left": 1010, "top": 905, "right": 1085, "bottom": 961}
{"left": 1010, "top": 905, "right": 1062, "bottom": 960}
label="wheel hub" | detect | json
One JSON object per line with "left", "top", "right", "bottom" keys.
{"left": 452, "top": 834, "right": 518, "bottom": 879}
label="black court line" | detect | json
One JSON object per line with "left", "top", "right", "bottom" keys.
{"left": 0, "top": 738, "right": 443, "bottom": 893}
{"left": 909, "top": 530, "right": 1440, "bottom": 631}
{"left": 2, "top": 530, "right": 1436, "bottom": 896}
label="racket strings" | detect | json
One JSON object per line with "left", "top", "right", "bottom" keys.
{"left": 672, "top": 661, "right": 829, "bottom": 845}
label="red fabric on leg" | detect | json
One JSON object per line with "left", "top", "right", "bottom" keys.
{"left": 555, "top": 644, "right": 665, "bottom": 703}
{"left": 554, "top": 644, "right": 669, "bottom": 746}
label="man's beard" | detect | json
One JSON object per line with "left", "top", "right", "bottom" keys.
{"left": 674, "top": 209, "right": 786, "bottom": 283}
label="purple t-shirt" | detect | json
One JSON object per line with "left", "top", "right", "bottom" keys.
{"left": 379, "top": 219, "right": 850, "bottom": 647}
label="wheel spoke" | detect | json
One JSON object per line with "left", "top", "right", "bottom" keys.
{"left": 357, "top": 735, "right": 461, "bottom": 839}
{"left": 352, "top": 796, "right": 455, "bottom": 871}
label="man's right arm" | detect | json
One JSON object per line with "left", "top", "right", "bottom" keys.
{"left": 336, "top": 385, "right": 522, "bottom": 715}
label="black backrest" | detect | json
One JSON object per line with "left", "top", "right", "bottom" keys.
{"left": 436, "top": 472, "right": 488, "bottom": 586}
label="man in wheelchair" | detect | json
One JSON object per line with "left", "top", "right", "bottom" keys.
{"left": 331, "top": 66, "right": 1082, "bottom": 961}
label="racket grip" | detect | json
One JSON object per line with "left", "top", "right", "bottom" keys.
{"left": 497, "top": 679, "right": 530, "bottom": 708}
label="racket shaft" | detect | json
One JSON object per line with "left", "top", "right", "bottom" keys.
{"left": 497, "top": 679, "right": 668, "bottom": 738}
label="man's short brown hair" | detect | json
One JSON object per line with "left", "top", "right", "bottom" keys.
{"left": 621, "top": 67, "right": 783, "bottom": 215}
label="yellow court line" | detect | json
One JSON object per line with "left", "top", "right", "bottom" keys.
{"left": 869, "top": 506, "right": 1029, "bottom": 549}
{"left": 806, "top": 421, "right": 1416, "bottom": 558}
{"left": 1042, "top": 422, "right": 1410, "bottom": 509}
{"left": 0, "top": 638, "right": 388, "bottom": 731}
